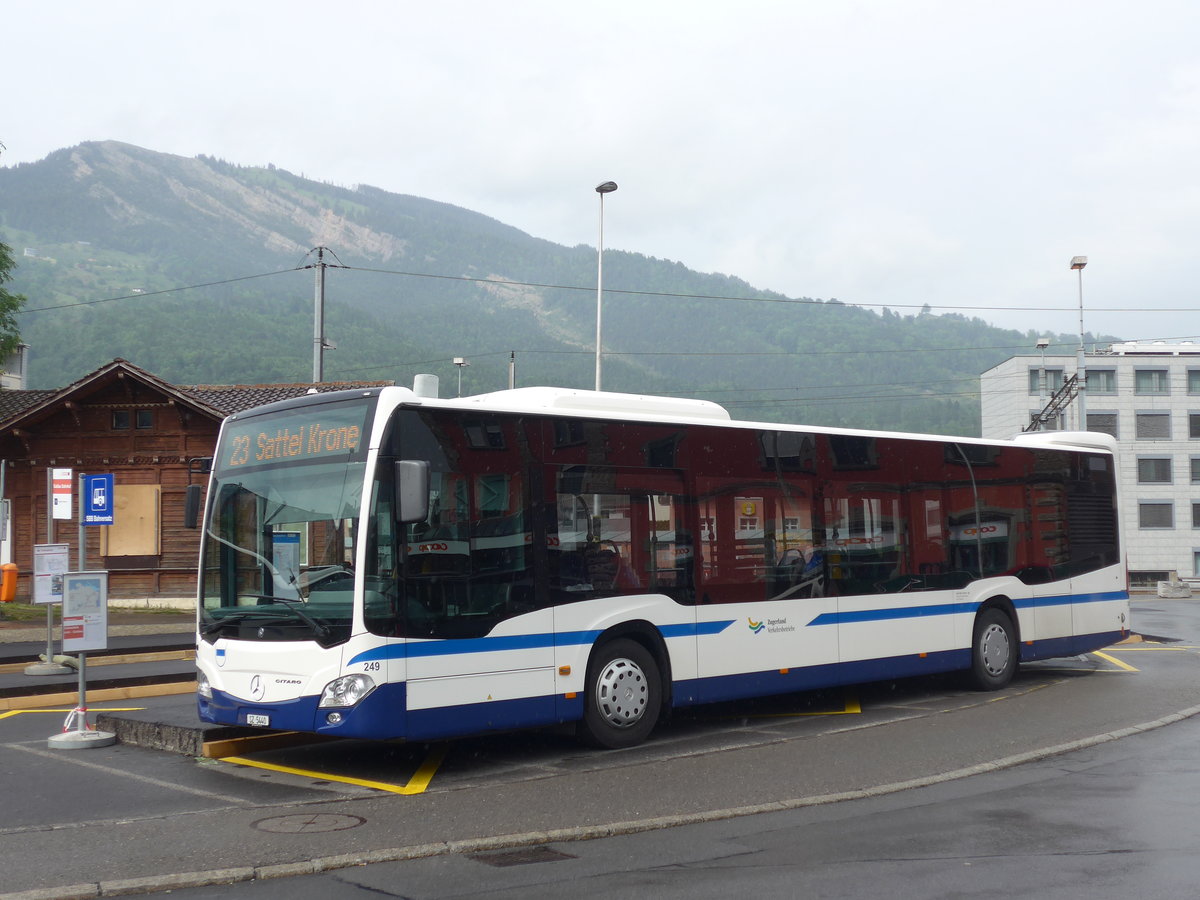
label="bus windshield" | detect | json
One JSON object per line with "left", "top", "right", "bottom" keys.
{"left": 199, "top": 396, "right": 375, "bottom": 646}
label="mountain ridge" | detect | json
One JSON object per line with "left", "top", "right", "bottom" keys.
{"left": 0, "top": 141, "right": 1103, "bottom": 435}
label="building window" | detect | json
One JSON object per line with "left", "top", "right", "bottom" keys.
{"left": 1028, "top": 367, "right": 1064, "bottom": 395}
{"left": 1190, "top": 414, "right": 1200, "bottom": 439}
{"left": 1134, "top": 369, "right": 1170, "bottom": 394}
{"left": 1086, "top": 413, "right": 1117, "bottom": 438}
{"left": 1191, "top": 458, "right": 1200, "bottom": 483}
{"left": 1189, "top": 369, "right": 1200, "bottom": 394}
{"left": 1089, "top": 369, "right": 1117, "bottom": 394}
{"left": 113, "top": 409, "right": 154, "bottom": 430}
{"left": 1131, "top": 570, "right": 1169, "bottom": 588}
{"left": 1028, "top": 411, "right": 1064, "bottom": 431}
{"left": 1136, "top": 413, "right": 1171, "bottom": 440}
{"left": 1139, "top": 502, "right": 1174, "bottom": 529}
{"left": 1137, "top": 458, "right": 1172, "bottom": 483}
{"left": 1193, "top": 503, "right": 1200, "bottom": 528}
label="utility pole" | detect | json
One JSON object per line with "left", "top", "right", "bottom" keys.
{"left": 313, "top": 247, "right": 327, "bottom": 383}
{"left": 1071, "top": 256, "right": 1088, "bottom": 429}
{"left": 305, "top": 247, "right": 344, "bottom": 383}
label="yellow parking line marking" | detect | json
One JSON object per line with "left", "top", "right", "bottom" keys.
{"left": 1092, "top": 650, "right": 1139, "bottom": 672}
{"left": 218, "top": 743, "right": 448, "bottom": 796}
{"left": 201, "top": 731, "right": 331, "bottom": 759}
{"left": 402, "top": 744, "right": 448, "bottom": 793}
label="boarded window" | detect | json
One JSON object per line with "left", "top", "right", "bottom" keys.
{"left": 100, "top": 485, "right": 161, "bottom": 556}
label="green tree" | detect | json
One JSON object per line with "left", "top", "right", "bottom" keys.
{"left": 0, "top": 240, "right": 25, "bottom": 363}
{"left": 0, "top": 141, "right": 26, "bottom": 363}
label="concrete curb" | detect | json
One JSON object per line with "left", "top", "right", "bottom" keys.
{"left": 7, "top": 701, "right": 1200, "bottom": 900}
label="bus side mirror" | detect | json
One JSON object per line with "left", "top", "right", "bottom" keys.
{"left": 396, "top": 460, "right": 430, "bottom": 523}
{"left": 184, "top": 483, "right": 203, "bottom": 529}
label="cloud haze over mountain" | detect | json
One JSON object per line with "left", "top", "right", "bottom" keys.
{"left": 5, "top": 1, "right": 1200, "bottom": 341}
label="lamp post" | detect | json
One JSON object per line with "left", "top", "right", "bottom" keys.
{"left": 594, "top": 181, "right": 618, "bottom": 391}
{"left": 1036, "top": 337, "right": 1050, "bottom": 403}
{"left": 1070, "top": 256, "right": 1088, "bottom": 428}
{"left": 453, "top": 357, "right": 469, "bottom": 397}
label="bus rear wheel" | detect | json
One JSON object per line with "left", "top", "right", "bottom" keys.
{"left": 970, "top": 607, "right": 1017, "bottom": 690}
{"left": 578, "top": 638, "right": 661, "bottom": 749}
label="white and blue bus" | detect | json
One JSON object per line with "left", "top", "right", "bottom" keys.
{"left": 194, "top": 384, "right": 1128, "bottom": 748}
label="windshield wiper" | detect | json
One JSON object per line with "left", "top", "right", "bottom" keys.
{"left": 201, "top": 597, "right": 330, "bottom": 639}
{"left": 200, "top": 608, "right": 292, "bottom": 635}
{"left": 243, "top": 595, "right": 331, "bottom": 638}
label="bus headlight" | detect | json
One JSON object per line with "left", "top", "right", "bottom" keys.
{"left": 319, "top": 673, "right": 376, "bottom": 708}
{"left": 197, "top": 671, "right": 212, "bottom": 700}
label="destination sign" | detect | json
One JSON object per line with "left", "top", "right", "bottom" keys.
{"left": 219, "top": 399, "right": 374, "bottom": 472}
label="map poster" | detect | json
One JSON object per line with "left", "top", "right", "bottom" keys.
{"left": 61, "top": 571, "right": 108, "bottom": 652}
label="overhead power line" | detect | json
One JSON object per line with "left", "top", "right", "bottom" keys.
{"left": 17, "top": 269, "right": 302, "bottom": 315}
{"left": 14, "top": 260, "right": 1192, "bottom": 320}
{"left": 341, "top": 264, "right": 1185, "bottom": 315}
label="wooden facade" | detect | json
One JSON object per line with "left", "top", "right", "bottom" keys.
{"left": 0, "top": 359, "right": 391, "bottom": 603}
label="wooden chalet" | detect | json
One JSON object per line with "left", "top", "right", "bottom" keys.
{"left": 0, "top": 359, "right": 392, "bottom": 604}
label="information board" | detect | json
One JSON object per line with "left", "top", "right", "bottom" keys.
{"left": 61, "top": 571, "right": 108, "bottom": 652}
{"left": 33, "top": 543, "right": 70, "bottom": 604}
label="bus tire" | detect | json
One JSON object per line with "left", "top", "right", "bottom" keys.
{"left": 969, "top": 607, "right": 1017, "bottom": 690}
{"left": 578, "top": 638, "right": 661, "bottom": 749}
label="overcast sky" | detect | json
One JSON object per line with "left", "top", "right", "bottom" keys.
{"left": 5, "top": 1, "right": 1200, "bottom": 344}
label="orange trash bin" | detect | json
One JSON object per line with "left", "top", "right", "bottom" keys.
{"left": 0, "top": 563, "right": 17, "bottom": 603}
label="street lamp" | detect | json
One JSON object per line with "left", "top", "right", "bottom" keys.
{"left": 1070, "top": 256, "right": 1088, "bottom": 428}
{"left": 1036, "top": 337, "right": 1050, "bottom": 402}
{"left": 594, "top": 181, "right": 618, "bottom": 391}
{"left": 453, "top": 357, "right": 469, "bottom": 397}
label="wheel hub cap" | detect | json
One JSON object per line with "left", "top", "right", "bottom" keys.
{"left": 981, "top": 623, "right": 1010, "bottom": 676}
{"left": 596, "top": 657, "right": 648, "bottom": 728}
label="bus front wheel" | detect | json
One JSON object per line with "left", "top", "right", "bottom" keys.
{"left": 578, "top": 638, "right": 661, "bottom": 749}
{"left": 970, "top": 607, "right": 1017, "bottom": 690}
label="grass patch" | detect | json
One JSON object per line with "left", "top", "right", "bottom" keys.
{"left": 0, "top": 603, "right": 58, "bottom": 622}
{"left": 0, "top": 603, "right": 192, "bottom": 622}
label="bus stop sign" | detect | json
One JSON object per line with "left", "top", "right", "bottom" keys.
{"left": 83, "top": 474, "right": 114, "bottom": 526}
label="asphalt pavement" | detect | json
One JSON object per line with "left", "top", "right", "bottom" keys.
{"left": 2, "top": 595, "right": 1199, "bottom": 899}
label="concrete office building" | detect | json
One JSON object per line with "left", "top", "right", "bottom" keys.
{"left": 981, "top": 340, "right": 1200, "bottom": 587}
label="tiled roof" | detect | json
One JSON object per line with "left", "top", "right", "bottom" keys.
{"left": 0, "top": 389, "right": 57, "bottom": 421}
{"left": 0, "top": 357, "right": 396, "bottom": 432}
{"left": 179, "top": 382, "right": 395, "bottom": 416}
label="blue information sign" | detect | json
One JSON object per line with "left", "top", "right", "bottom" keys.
{"left": 83, "top": 474, "right": 115, "bottom": 526}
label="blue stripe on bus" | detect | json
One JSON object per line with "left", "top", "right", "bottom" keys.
{"left": 806, "top": 590, "right": 1128, "bottom": 628}
{"left": 347, "top": 619, "right": 736, "bottom": 666}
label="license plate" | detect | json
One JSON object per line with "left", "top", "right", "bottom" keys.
{"left": 246, "top": 714, "right": 270, "bottom": 727}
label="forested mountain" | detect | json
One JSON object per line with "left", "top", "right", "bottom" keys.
{"left": 0, "top": 142, "right": 1104, "bottom": 435}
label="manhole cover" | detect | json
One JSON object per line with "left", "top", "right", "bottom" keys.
{"left": 252, "top": 814, "right": 366, "bottom": 833}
